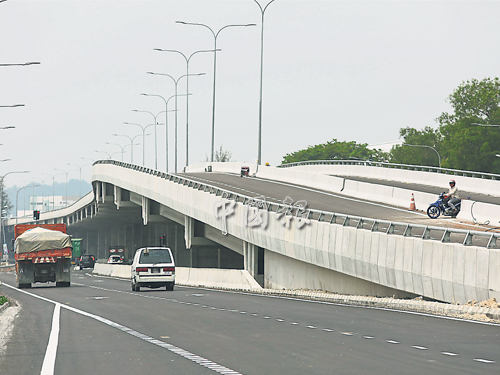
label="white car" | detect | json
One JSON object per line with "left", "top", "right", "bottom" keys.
{"left": 107, "top": 255, "right": 124, "bottom": 264}
{"left": 131, "top": 247, "right": 175, "bottom": 291}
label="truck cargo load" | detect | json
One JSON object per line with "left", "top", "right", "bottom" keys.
{"left": 15, "top": 227, "right": 73, "bottom": 254}
{"left": 14, "top": 224, "right": 72, "bottom": 289}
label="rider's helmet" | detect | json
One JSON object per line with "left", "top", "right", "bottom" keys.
{"left": 449, "top": 179, "right": 456, "bottom": 186}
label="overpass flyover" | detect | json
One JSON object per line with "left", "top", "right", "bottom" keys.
{"left": 4, "top": 160, "right": 500, "bottom": 304}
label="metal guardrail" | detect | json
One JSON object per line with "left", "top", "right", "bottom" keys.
{"left": 278, "top": 160, "right": 500, "bottom": 180}
{"left": 95, "top": 160, "right": 499, "bottom": 248}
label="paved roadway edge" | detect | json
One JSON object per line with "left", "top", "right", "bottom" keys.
{"left": 87, "top": 272, "right": 500, "bottom": 324}
{"left": 2, "top": 271, "right": 499, "bottom": 324}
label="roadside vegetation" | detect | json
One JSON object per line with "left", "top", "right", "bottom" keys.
{"left": 282, "top": 77, "right": 500, "bottom": 175}
{"left": 0, "top": 295, "right": 8, "bottom": 306}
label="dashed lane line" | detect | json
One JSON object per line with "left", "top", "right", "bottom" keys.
{"left": 74, "top": 281, "right": 498, "bottom": 367}
{"left": 3, "top": 283, "right": 243, "bottom": 375}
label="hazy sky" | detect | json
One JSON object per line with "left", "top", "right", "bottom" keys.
{"left": 1, "top": 0, "right": 499, "bottom": 187}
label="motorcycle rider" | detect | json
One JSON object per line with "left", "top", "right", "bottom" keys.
{"left": 444, "top": 179, "right": 460, "bottom": 214}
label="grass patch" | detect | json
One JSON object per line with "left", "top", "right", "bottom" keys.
{"left": 0, "top": 295, "right": 8, "bottom": 306}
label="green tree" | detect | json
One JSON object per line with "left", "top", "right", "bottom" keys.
{"left": 1, "top": 179, "right": 13, "bottom": 218}
{"left": 390, "top": 77, "right": 500, "bottom": 174}
{"left": 205, "top": 145, "right": 233, "bottom": 162}
{"left": 282, "top": 139, "right": 388, "bottom": 164}
{"left": 437, "top": 77, "right": 500, "bottom": 173}
{"left": 389, "top": 126, "right": 442, "bottom": 167}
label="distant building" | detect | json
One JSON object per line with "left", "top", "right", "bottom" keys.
{"left": 16, "top": 195, "right": 79, "bottom": 217}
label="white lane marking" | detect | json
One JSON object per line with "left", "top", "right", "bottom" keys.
{"left": 323, "top": 328, "right": 334, "bottom": 332}
{"left": 362, "top": 336, "right": 375, "bottom": 339}
{"left": 290, "top": 322, "right": 299, "bottom": 325}
{"left": 306, "top": 325, "right": 317, "bottom": 329}
{"left": 3, "top": 283, "right": 242, "bottom": 375}
{"left": 441, "top": 351, "right": 459, "bottom": 356}
{"left": 276, "top": 318, "right": 285, "bottom": 322}
{"left": 473, "top": 358, "right": 495, "bottom": 364}
{"left": 411, "top": 345, "right": 428, "bottom": 350}
{"left": 386, "top": 340, "right": 400, "bottom": 344}
{"left": 340, "top": 332, "right": 353, "bottom": 336}
{"left": 40, "top": 303, "right": 61, "bottom": 375}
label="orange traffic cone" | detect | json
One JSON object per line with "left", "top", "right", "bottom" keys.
{"left": 409, "top": 193, "right": 416, "bottom": 211}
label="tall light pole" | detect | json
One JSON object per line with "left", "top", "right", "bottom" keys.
{"left": 1, "top": 171, "right": 29, "bottom": 250}
{"left": 0, "top": 62, "right": 40, "bottom": 66}
{"left": 471, "top": 123, "right": 500, "bottom": 127}
{"left": 403, "top": 144, "right": 441, "bottom": 168}
{"left": 54, "top": 168, "right": 72, "bottom": 207}
{"left": 252, "top": 0, "right": 275, "bottom": 165}
{"left": 147, "top": 72, "right": 203, "bottom": 172}
{"left": 153, "top": 48, "right": 215, "bottom": 167}
{"left": 113, "top": 133, "right": 144, "bottom": 164}
{"left": 105, "top": 142, "right": 128, "bottom": 162}
{"left": 42, "top": 172, "right": 59, "bottom": 211}
{"left": 16, "top": 184, "right": 39, "bottom": 225}
{"left": 94, "top": 150, "right": 121, "bottom": 160}
{"left": 67, "top": 163, "right": 90, "bottom": 197}
{"left": 123, "top": 122, "right": 158, "bottom": 167}
{"left": 131, "top": 110, "right": 167, "bottom": 170}
{"left": 0, "top": 104, "right": 24, "bottom": 108}
{"left": 176, "top": 21, "right": 256, "bottom": 163}
{"left": 140, "top": 93, "right": 189, "bottom": 172}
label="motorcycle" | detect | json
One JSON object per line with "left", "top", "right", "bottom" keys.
{"left": 427, "top": 192, "right": 461, "bottom": 219}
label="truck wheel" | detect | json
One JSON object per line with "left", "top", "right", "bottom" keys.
{"left": 56, "top": 282, "right": 70, "bottom": 287}
{"left": 131, "top": 284, "right": 136, "bottom": 291}
{"left": 166, "top": 282, "right": 174, "bottom": 291}
{"left": 135, "top": 284, "right": 141, "bottom": 292}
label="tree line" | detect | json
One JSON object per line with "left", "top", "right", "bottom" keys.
{"left": 282, "top": 77, "right": 500, "bottom": 175}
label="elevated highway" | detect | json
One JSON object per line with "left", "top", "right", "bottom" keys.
{"left": 4, "top": 160, "right": 500, "bottom": 304}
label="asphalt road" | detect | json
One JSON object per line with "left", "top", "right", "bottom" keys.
{"left": 181, "top": 172, "right": 500, "bottom": 246}
{"left": 0, "top": 270, "right": 499, "bottom": 374}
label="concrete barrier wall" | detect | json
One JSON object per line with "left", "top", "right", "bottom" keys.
{"left": 288, "top": 164, "right": 500, "bottom": 198}
{"left": 92, "top": 263, "right": 261, "bottom": 290}
{"left": 92, "top": 163, "right": 500, "bottom": 303}
{"left": 186, "top": 162, "right": 500, "bottom": 226}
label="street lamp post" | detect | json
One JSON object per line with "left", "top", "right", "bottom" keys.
{"left": 105, "top": 142, "right": 128, "bottom": 162}
{"left": 123, "top": 122, "right": 158, "bottom": 167}
{"left": 403, "top": 144, "right": 441, "bottom": 168}
{"left": 176, "top": 21, "right": 256, "bottom": 163}
{"left": 140, "top": 93, "right": 189, "bottom": 172}
{"left": 113, "top": 133, "right": 144, "bottom": 164}
{"left": 0, "top": 171, "right": 29, "bottom": 253}
{"left": 16, "top": 184, "right": 39, "bottom": 225}
{"left": 471, "top": 123, "right": 500, "bottom": 127}
{"left": 54, "top": 168, "right": 72, "bottom": 207}
{"left": 67, "top": 163, "right": 90, "bottom": 197}
{"left": 153, "top": 48, "right": 216, "bottom": 167}
{"left": 0, "top": 62, "right": 40, "bottom": 66}
{"left": 0, "top": 104, "right": 24, "bottom": 108}
{"left": 252, "top": 0, "right": 275, "bottom": 165}
{"left": 131, "top": 110, "right": 168, "bottom": 170}
{"left": 147, "top": 72, "right": 203, "bottom": 172}
{"left": 42, "top": 173, "right": 59, "bottom": 211}
{"left": 94, "top": 150, "right": 121, "bottom": 160}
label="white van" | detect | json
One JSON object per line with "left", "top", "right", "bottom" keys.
{"left": 131, "top": 247, "right": 175, "bottom": 291}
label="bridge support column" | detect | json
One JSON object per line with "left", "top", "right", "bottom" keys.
{"left": 142, "top": 197, "right": 149, "bottom": 226}
{"left": 114, "top": 186, "right": 122, "bottom": 209}
{"left": 243, "top": 241, "right": 258, "bottom": 278}
{"left": 184, "top": 216, "right": 194, "bottom": 250}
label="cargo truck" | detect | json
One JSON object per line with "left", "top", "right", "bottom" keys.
{"left": 14, "top": 224, "right": 72, "bottom": 289}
